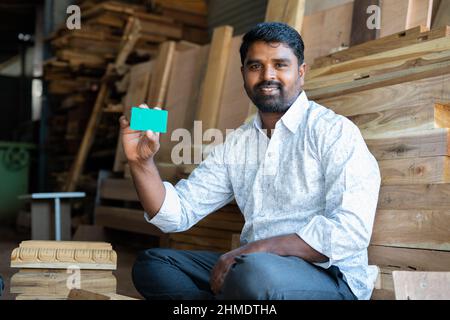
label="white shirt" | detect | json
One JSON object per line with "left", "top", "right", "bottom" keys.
{"left": 147, "top": 91, "right": 381, "bottom": 300}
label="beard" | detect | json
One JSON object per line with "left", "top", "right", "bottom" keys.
{"left": 245, "top": 80, "right": 299, "bottom": 113}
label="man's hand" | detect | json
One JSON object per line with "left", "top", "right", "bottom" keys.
{"left": 119, "top": 104, "right": 161, "bottom": 163}
{"left": 210, "top": 241, "right": 264, "bottom": 295}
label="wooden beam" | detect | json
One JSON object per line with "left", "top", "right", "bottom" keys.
{"left": 318, "top": 73, "right": 450, "bottom": 117}
{"left": 371, "top": 209, "right": 450, "bottom": 250}
{"left": 350, "top": 0, "right": 380, "bottom": 46}
{"left": 147, "top": 41, "right": 176, "bottom": 108}
{"left": 99, "top": 178, "right": 138, "bottom": 201}
{"left": 196, "top": 26, "right": 233, "bottom": 130}
{"left": 392, "top": 271, "right": 450, "bottom": 299}
{"left": 313, "top": 25, "right": 450, "bottom": 69}
{"left": 432, "top": 0, "right": 450, "bottom": 28}
{"left": 378, "top": 156, "right": 450, "bottom": 185}
{"left": 365, "top": 128, "right": 450, "bottom": 160}
{"left": 265, "top": 0, "right": 306, "bottom": 33}
{"left": 378, "top": 184, "right": 450, "bottom": 210}
{"left": 347, "top": 103, "right": 450, "bottom": 140}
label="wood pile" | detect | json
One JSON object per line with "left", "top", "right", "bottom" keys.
{"left": 303, "top": 25, "right": 450, "bottom": 299}
{"left": 9, "top": 241, "right": 118, "bottom": 300}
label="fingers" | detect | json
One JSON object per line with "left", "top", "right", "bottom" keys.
{"left": 119, "top": 115, "right": 129, "bottom": 129}
{"left": 145, "top": 129, "right": 160, "bottom": 141}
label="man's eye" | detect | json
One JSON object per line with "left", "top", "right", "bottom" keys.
{"left": 249, "top": 64, "right": 261, "bottom": 70}
{"left": 276, "top": 63, "right": 287, "bottom": 68}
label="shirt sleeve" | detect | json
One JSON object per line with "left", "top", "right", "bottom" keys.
{"left": 147, "top": 142, "right": 234, "bottom": 233}
{"left": 297, "top": 116, "right": 381, "bottom": 268}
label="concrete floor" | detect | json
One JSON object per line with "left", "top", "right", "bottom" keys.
{"left": 0, "top": 225, "right": 154, "bottom": 300}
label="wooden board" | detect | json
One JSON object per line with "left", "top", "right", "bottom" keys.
{"left": 10, "top": 243, "right": 117, "bottom": 270}
{"left": 147, "top": 41, "right": 176, "bottom": 108}
{"left": 350, "top": 0, "right": 380, "bottom": 46}
{"left": 432, "top": 0, "right": 450, "bottom": 28}
{"left": 307, "top": 52, "right": 450, "bottom": 100}
{"left": 156, "top": 44, "right": 210, "bottom": 163}
{"left": 265, "top": 0, "right": 306, "bottom": 33}
{"left": 317, "top": 73, "right": 450, "bottom": 117}
{"left": 95, "top": 206, "right": 167, "bottom": 241}
{"left": 347, "top": 103, "right": 450, "bottom": 139}
{"left": 378, "top": 156, "right": 450, "bottom": 185}
{"left": 307, "top": 36, "right": 450, "bottom": 81}
{"left": 371, "top": 209, "right": 450, "bottom": 250}
{"left": 378, "top": 183, "right": 450, "bottom": 210}
{"left": 365, "top": 128, "right": 450, "bottom": 160}
{"left": 301, "top": 2, "right": 353, "bottom": 66}
{"left": 169, "top": 233, "right": 231, "bottom": 251}
{"left": 196, "top": 26, "right": 233, "bottom": 130}
{"left": 10, "top": 270, "right": 116, "bottom": 295}
{"left": 216, "top": 36, "right": 251, "bottom": 133}
{"left": 392, "top": 271, "right": 450, "bottom": 299}
{"left": 18, "top": 240, "right": 112, "bottom": 250}
{"left": 99, "top": 178, "right": 138, "bottom": 201}
{"left": 68, "top": 288, "right": 139, "bottom": 300}
{"left": 380, "top": 0, "right": 433, "bottom": 38}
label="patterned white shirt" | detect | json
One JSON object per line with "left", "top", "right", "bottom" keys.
{"left": 147, "top": 91, "right": 381, "bottom": 300}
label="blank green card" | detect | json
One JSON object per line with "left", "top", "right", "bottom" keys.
{"left": 130, "top": 107, "right": 168, "bottom": 133}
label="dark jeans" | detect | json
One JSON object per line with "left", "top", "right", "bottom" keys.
{"left": 132, "top": 248, "right": 357, "bottom": 300}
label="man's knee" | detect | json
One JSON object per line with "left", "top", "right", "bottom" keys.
{"left": 221, "top": 252, "right": 282, "bottom": 299}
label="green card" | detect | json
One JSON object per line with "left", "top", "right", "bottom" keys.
{"left": 130, "top": 107, "right": 168, "bottom": 133}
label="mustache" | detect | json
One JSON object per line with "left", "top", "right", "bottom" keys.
{"left": 255, "top": 81, "right": 283, "bottom": 90}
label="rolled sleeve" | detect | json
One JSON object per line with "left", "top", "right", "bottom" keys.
{"left": 145, "top": 181, "right": 182, "bottom": 233}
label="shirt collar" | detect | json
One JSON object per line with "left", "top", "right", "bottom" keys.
{"left": 253, "top": 91, "right": 309, "bottom": 134}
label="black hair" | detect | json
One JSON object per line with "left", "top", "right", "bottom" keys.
{"left": 239, "top": 22, "right": 305, "bottom": 65}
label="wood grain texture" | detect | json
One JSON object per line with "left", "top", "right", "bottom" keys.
{"left": 196, "top": 26, "right": 233, "bottom": 130}
{"left": 157, "top": 44, "right": 210, "bottom": 162}
{"left": 371, "top": 209, "right": 450, "bottom": 250}
{"left": 317, "top": 73, "right": 450, "bottom": 117}
{"left": 366, "top": 128, "right": 450, "bottom": 160}
{"left": 265, "top": 0, "right": 306, "bottom": 33}
{"left": 378, "top": 183, "right": 450, "bottom": 210}
{"left": 392, "top": 271, "right": 450, "bottom": 299}
{"left": 99, "top": 178, "right": 138, "bottom": 201}
{"left": 378, "top": 156, "right": 450, "bottom": 185}
{"left": 348, "top": 103, "right": 448, "bottom": 139}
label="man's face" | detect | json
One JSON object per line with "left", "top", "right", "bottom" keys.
{"left": 241, "top": 41, "right": 306, "bottom": 113}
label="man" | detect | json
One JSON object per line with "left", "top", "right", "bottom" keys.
{"left": 120, "top": 22, "right": 381, "bottom": 300}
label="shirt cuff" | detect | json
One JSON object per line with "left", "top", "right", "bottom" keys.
{"left": 296, "top": 221, "right": 333, "bottom": 269}
{"left": 144, "top": 182, "right": 182, "bottom": 233}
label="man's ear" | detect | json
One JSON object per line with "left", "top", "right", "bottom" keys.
{"left": 299, "top": 62, "right": 306, "bottom": 86}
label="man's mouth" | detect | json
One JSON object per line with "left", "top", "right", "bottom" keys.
{"left": 258, "top": 86, "right": 280, "bottom": 95}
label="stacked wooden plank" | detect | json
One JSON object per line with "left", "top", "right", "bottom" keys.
{"left": 304, "top": 25, "right": 450, "bottom": 299}
{"left": 9, "top": 241, "right": 117, "bottom": 300}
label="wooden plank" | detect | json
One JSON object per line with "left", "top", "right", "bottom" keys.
{"left": 350, "top": 102, "right": 450, "bottom": 139}
{"left": 216, "top": 36, "right": 251, "bottom": 133}
{"left": 380, "top": 0, "right": 432, "bottom": 38}
{"left": 115, "top": 17, "right": 142, "bottom": 73}
{"left": 392, "top": 271, "right": 450, "bottom": 299}
{"left": 95, "top": 205, "right": 165, "bottom": 238}
{"left": 378, "top": 184, "right": 450, "bottom": 210}
{"left": 68, "top": 289, "right": 138, "bottom": 300}
{"left": 371, "top": 209, "right": 450, "bottom": 250}
{"left": 10, "top": 270, "right": 116, "bottom": 295}
{"left": 147, "top": 41, "right": 176, "bottom": 108}
{"left": 18, "top": 240, "right": 111, "bottom": 250}
{"left": 307, "top": 51, "right": 450, "bottom": 100}
{"left": 265, "top": 0, "right": 306, "bottom": 33}
{"left": 317, "top": 73, "right": 450, "bottom": 117}
{"left": 365, "top": 128, "right": 450, "bottom": 160}
{"left": 313, "top": 25, "right": 444, "bottom": 68}
{"left": 196, "top": 26, "right": 233, "bottom": 130}
{"left": 169, "top": 233, "right": 231, "bottom": 250}
{"left": 196, "top": 217, "right": 244, "bottom": 232}
{"left": 152, "top": 0, "right": 208, "bottom": 16}
{"left": 100, "top": 178, "right": 138, "bottom": 201}
{"left": 302, "top": 2, "right": 353, "bottom": 66}
{"left": 378, "top": 156, "right": 450, "bottom": 185}
{"left": 10, "top": 246, "right": 117, "bottom": 270}
{"left": 350, "top": 0, "right": 380, "bottom": 46}
{"left": 157, "top": 44, "right": 210, "bottom": 161}
{"left": 432, "top": 0, "right": 450, "bottom": 28}
{"left": 307, "top": 36, "right": 450, "bottom": 81}
{"left": 179, "top": 226, "right": 236, "bottom": 240}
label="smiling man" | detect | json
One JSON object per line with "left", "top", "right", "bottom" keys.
{"left": 121, "top": 22, "right": 381, "bottom": 300}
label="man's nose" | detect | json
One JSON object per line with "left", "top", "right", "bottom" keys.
{"left": 262, "top": 65, "right": 276, "bottom": 81}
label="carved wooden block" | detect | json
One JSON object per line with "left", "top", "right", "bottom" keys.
{"left": 10, "top": 241, "right": 117, "bottom": 270}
